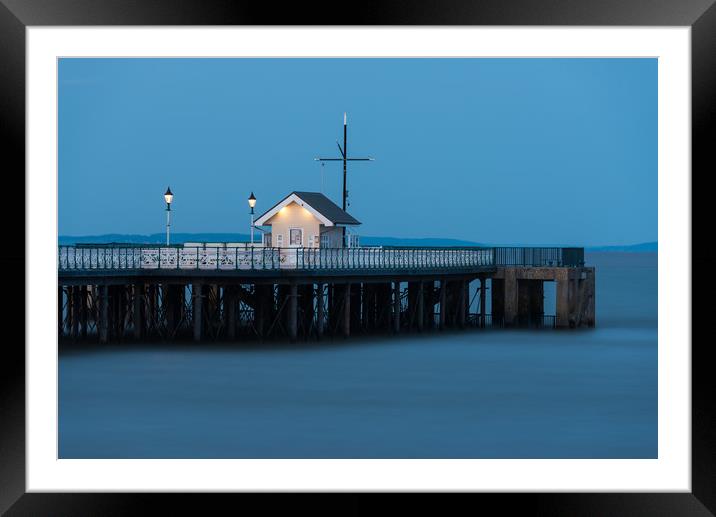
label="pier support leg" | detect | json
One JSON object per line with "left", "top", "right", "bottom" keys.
{"left": 299, "top": 284, "right": 314, "bottom": 338}
{"left": 457, "top": 280, "right": 466, "bottom": 329}
{"left": 517, "top": 279, "right": 531, "bottom": 327}
{"left": 377, "top": 283, "right": 392, "bottom": 331}
{"left": 58, "top": 286, "right": 64, "bottom": 338}
{"left": 80, "top": 286, "right": 88, "bottom": 339}
{"left": 288, "top": 283, "right": 298, "bottom": 342}
{"left": 556, "top": 269, "right": 570, "bottom": 328}
{"left": 71, "top": 286, "right": 80, "bottom": 340}
{"left": 503, "top": 269, "right": 518, "bottom": 327}
{"left": 253, "top": 284, "right": 270, "bottom": 338}
{"left": 163, "top": 284, "right": 175, "bottom": 335}
{"left": 316, "top": 283, "right": 325, "bottom": 339}
{"left": 393, "top": 281, "right": 401, "bottom": 333}
{"left": 529, "top": 280, "right": 544, "bottom": 327}
{"left": 584, "top": 269, "right": 596, "bottom": 328}
{"left": 491, "top": 278, "right": 504, "bottom": 326}
{"left": 193, "top": 282, "right": 203, "bottom": 342}
{"left": 99, "top": 285, "right": 109, "bottom": 344}
{"left": 417, "top": 282, "right": 424, "bottom": 332}
{"left": 439, "top": 279, "right": 447, "bottom": 330}
{"left": 342, "top": 283, "right": 351, "bottom": 338}
{"left": 225, "top": 286, "right": 236, "bottom": 341}
{"left": 350, "top": 282, "right": 361, "bottom": 334}
{"left": 479, "top": 276, "right": 487, "bottom": 328}
{"left": 362, "top": 283, "right": 373, "bottom": 333}
{"left": 133, "top": 283, "right": 143, "bottom": 340}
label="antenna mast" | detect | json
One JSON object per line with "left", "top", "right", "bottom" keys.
{"left": 314, "top": 112, "right": 374, "bottom": 211}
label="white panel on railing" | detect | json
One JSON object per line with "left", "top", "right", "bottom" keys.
{"left": 159, "top": 248, "right": 177, "bottom": 268}
{"left": 179, "top": 248, "right": 197, "bottom": 269}
{"left": 141, "top": 248, "right": 159, "bottom": 268}
{"left": 198, "top": 248, "right": 217, "bottom": 269}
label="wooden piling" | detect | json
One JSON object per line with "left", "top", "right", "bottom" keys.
{"left": 393, "top": 281, "right": 401, "bottom": 333}
{"left": 457, "top": 280, "right": 466, "bottom": 329}
{"left": 99, "top": 285, "right": 109, "bottom": 344}
{"left": 479, "top": 276, "right": 486, "bottom": 328}
{"left": 193, "top": 282, "right": 203, "bottom": 342}
{"left": 417, "top": 282, "right": 424, "bottom": 332}
{"left": 58, "top": 286, "right": 64, "bottom": 338}
{"left": 288, "top": 283, "right": 298, "bottom": 342}
{"left": 316, "top": 282, "right": 325, "bottom": 338}
{"left": 133, "top": 283, "right": 143, "bottom": 339}
{"left": 225, "top": 285, "right": 236, "bottom": 340}
{"left": 342, "top": 283, "right": 351, "bottom": 338}
{"left": 70, "top": 286, "right": 80, "bottom": 339}
{"left": 439, "top": 279, "right": 447, "bottom": 330}
{"left": 79, "top": 286, "right": 88, "bottom": 339}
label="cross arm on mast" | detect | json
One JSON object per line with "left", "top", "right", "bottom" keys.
{"left": 314, "top": 157, "right": 374, "bottom": 161}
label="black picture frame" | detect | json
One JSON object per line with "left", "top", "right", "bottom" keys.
{"left": 1, "top": 1, "right": 711, "bottom": 514}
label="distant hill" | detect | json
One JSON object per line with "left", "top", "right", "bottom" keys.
{"left": 58, "top": 233, "right": 252, "bottom": 245}
{"left": 359, "top": 236, "right": 485, "bottom": 247}
{"left": 58, "top": 233, "right": 656, "bottom": 251}
{"left": 58, "top": 233, "right": 485, "bottom": 247}
{"left": 586, "top": 242, "right": 657, "bottom": 252}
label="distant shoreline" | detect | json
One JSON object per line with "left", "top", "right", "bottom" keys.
{"left": 58, "top": 233, "right": 657, "bottom": 253}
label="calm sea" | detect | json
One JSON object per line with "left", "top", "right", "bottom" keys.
{"left": 59, "top": 251, "right": 657, "bottom": 458}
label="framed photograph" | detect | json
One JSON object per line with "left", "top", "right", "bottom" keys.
{"left": 3, "top": 0, "right": 712, "bottom": 514}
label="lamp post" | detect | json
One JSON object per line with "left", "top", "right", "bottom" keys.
{"left": 248, "top": 192, "right": 256, "bottom": 245}
{"left": 164, "top": 187, "right": 173, "bottom": 246}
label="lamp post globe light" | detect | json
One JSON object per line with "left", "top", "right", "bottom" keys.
{"left": 248, "top": 192, "right": 257, "bottom": 245}
{"left": 164, "top": 186, "right": 173, "bottom": 246}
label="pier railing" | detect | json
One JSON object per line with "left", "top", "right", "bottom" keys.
{"left": 57, "top": 245, "right": 584, "bottom": 272}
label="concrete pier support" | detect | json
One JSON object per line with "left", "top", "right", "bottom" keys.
{"left": 503, "top": 269, "right": 518, "bottom": 327}
{"left": 556, "top": 269, "right": 570, "bottom": 328}
{"left": 517, "top": 280, "right": 544, "bottom": 327}
{"left": 192, "top": 282, "right": 203, "bottom": 342}
{"left": 491, "top": 278, "right": 504, "bottom": 325}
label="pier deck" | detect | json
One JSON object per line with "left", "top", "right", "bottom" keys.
{"left": 57, "top": 246, "right": 594, "bottom": 343}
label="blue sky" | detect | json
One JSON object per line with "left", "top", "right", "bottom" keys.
{"left": 58, "top": 58, "right": 657, "bottom": 246}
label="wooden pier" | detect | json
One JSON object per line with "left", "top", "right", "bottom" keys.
{"left": 57, "top": 245, "right": 595, "bottom": 344}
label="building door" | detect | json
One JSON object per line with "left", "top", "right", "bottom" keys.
{"left": 289, "top": 228, "right": 303, "bottom": 247}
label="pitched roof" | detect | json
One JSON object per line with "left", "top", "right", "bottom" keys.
{"left": 254, "top": 191, "right": 361, "bottom": 226}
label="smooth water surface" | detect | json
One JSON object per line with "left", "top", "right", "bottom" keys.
{"left": 59, "top": 252, "right": 657, "bottom": 458}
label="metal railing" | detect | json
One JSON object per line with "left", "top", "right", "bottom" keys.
{"left": 492, "top": 247, "right": 584, "bottom": 267}
{"left": 57, "top": 245, "right": 585, "bottom": 272}
{"left": 58, "top": 246, "right": 494, "bottom": 271}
